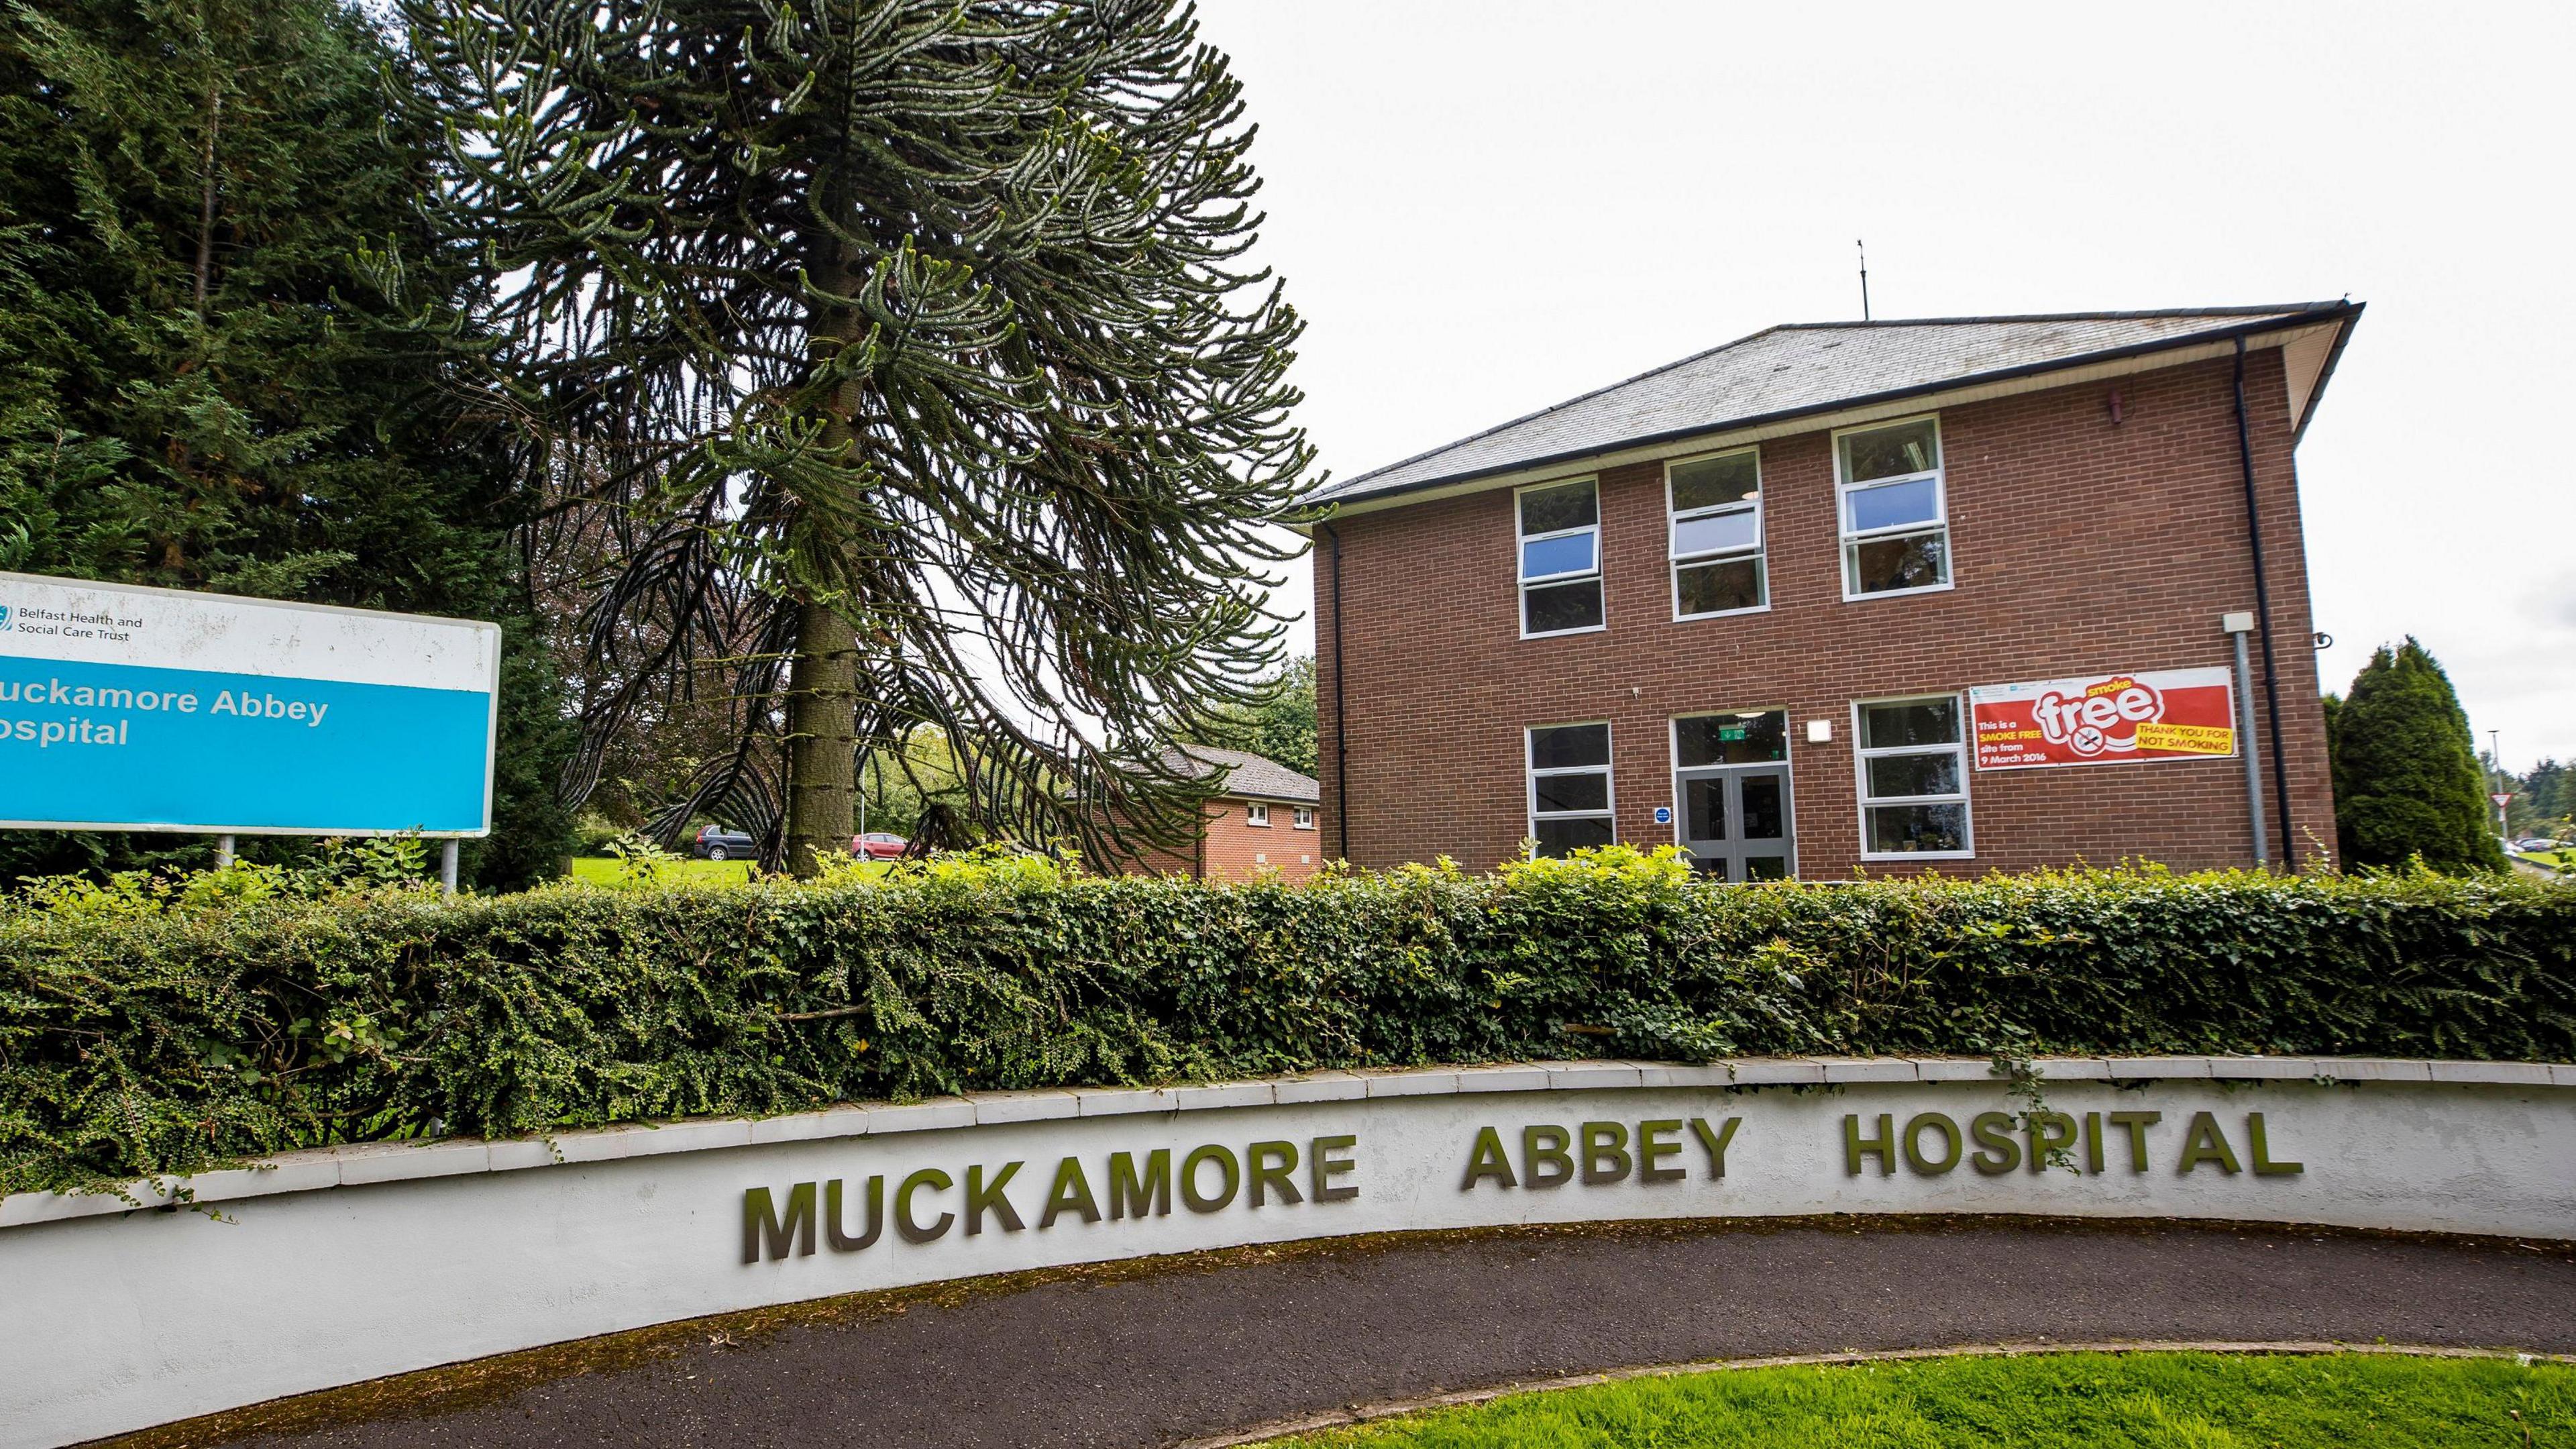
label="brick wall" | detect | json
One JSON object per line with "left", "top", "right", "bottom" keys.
{"left": 1313, "top": 349, "right": 2337, "bottom": 876}
{"left": 1199, "top": 797, "right": 1328, "bottom": 881}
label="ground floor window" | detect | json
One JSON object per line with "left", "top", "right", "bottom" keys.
{"left": 1856, "top": 695, "right": 1972, "bottom": 857}
{"left": 1527, "top": 722, "right": 1614, "bottom": 856}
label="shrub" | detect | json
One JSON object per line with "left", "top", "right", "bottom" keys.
{"left": 2, "top": 848, "right": 2571, "bottom": 1194}
{"left": 570, "top": 813, "right": 629, "bottom": 857}
{"left": 2331, "top": 638, "right": 2507, "bottom": 873}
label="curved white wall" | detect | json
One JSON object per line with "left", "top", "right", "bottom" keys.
{"left": 3, "top": 1056, "right": 2570, "bottom": 1449}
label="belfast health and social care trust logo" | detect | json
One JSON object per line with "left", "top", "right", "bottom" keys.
{"left": 0, "top": 602, "right": 11, "bottom": 628}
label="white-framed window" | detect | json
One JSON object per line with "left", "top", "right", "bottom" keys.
{"left": 1667, "top": 447, "right": 1766, "bottom": 619}
{"left": 1516, "top": 478, "right": 1605, "bottom": 637}
{"left": 1854, "top": 694, "right": 1972, "bottom": 859}
{"left": 1292, "top": 806, "right": 1315, "bottom": 830}
{"left": 1835, "top": 415, "right": 1951, "bottom": 598}
{"left": 1246, "top": 802, "right": 1271, "bottom": 826}
{"left": 1527, "top": 722, "right": 1615, "bottom": 857}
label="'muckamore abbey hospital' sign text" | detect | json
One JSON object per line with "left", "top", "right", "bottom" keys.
{"left": 742, "top": 1105, "right": 2306, "bottom": 1265}
{"left": 6, "top": 1060, "right": 2570, "bottom": 1449}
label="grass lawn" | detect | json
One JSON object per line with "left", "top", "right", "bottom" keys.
{"left": 566, "top": 856, "right": 755, "bottom": 887}
{"left": 1273, "top": 1351, "right": 2573, "bottom": 1448}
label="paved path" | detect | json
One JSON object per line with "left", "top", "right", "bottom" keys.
{"left": 205, "top": 1220, "right": 2575, "bottom": 1449}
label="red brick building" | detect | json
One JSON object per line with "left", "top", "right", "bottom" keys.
{"left": 1115, "top": 747, "right": 1327, "bottom": 881}
{"left": 1308, "top": 304, "right": 2361, "bottom": 878}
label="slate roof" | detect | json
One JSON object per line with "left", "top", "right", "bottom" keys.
{"left": 1309, "top": 303, "right": 2359, "bottom": 510}
{"left": 1161, "top": 746, "right": 1320, "bottom": 805}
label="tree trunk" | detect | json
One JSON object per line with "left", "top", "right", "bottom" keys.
{"left": 780, "top": 197, "right": 869, "bottom": 875}
{"left": 782, "top": 595, "right": 858, "bottom": 875}
{"left": 195, "top": 73, "right": 221, "bottom": 314}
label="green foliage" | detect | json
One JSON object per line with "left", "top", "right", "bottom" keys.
{"left": 2502, "top": 757, "right": 2568, "bottom": 839}
{"left": 596, "top": 830, "right": 684, "bottom": 888}
{"left": 5, "top": 847, "right": 2571, "bottom": 1194}
{"left": 1275, "top": 1352, "right": 2576, "bottom": 1448}
{"left": 855, "top": 727, "right": 984, "bottom": 846}
{"left": 0, "top": 0, "right": 574, "bottom": 888}
{"left": 2330, "top": 639, "right": 2506, "bottom": 873}
{"left": 1195, "top": 655, "right": 1319, "bottom": 777}
{"left": 397, "top": 0, "right": 1314, "bottom": 868}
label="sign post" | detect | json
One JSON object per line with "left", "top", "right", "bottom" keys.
{"left": 0, "top": 572, "right": 500, "bottom": 894}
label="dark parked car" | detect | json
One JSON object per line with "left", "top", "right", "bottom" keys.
{"left": 690, "top": 825, "right": 755, "bottom": 861}
{"left": 851, "top": 831, "right": 909, "bottom": 860}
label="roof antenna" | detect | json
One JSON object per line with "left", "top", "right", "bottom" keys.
{"left": 1857, "top": 239, "right": 1870, "bottom": 321}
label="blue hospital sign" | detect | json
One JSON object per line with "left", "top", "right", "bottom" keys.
{"left": 1653, "top": 806, "right": 1673, "bottom": 825}
{"left": 0, "top": 573, "right": 498, "bottom": 837}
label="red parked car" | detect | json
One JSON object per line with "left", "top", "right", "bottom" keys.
{"left": 851, "top": 831, "right": 909, "bottom": 860}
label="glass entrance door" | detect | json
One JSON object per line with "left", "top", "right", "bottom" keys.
{"left": 1672, "top": 709, "right": 1794, "bottom": 881}
{"left": 1678, "top": 765, "right": 1793, "bottom": 880}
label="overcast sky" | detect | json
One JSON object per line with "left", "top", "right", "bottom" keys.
{"left": 1194, "top": 0, "right": 2576, "bottom": 771}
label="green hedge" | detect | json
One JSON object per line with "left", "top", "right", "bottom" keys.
{"left": 3, "top": 849, "right": 2572, "bottom": 1195}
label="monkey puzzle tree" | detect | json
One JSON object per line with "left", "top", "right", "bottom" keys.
{"left": 396, "top": 0, "right": 1313, "bottom": 872}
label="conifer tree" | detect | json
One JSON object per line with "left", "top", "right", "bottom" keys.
{"left": 396, "top": 0, "right": 1314, "bottom": 872}
{"left": 2330, "top": 638, "right": 2505, "bottom": 873}
{"left": 2523, "top": 759, "right": 2568, "bottom": 831}
{"left": 0, "top": 0, "right": 575, "bottom": 886}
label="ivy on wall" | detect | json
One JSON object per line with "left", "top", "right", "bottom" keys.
{"left": 3, "top": 849, "right": 2570, "bottom": 1195}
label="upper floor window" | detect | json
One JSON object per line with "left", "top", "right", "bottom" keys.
{"left": 1526, "top": 722, "right": 1614, "bottom": 856}
{"left": 1855, "top": 695, "right": 1972, "bottom": 858}
{"left": 1836, "top": 416, "right": 1951, "bottom": 598}
{"left": 1667, "top": 448, "right": 1766, "bottom": 619}
{"left": 1292, "top": 806, "right": 1315, "bottom": 830}
{"left": 1246, "top": 802, "right": 1271, "bottom": 826}
{"left": 1517, "top": 479, "right": 1604, "bottom": 636}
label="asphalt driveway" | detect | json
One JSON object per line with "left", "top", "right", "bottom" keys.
{"left": 129, "top": 1218, "right": 2576, "bottom": 1449}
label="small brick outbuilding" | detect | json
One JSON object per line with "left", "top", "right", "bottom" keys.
{"left": 1112, "top": 747, "right": 1327, "bottom": 881}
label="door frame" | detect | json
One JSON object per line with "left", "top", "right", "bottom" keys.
{"left": 1666, "top": 708, "right": 1799, "bottom": 879}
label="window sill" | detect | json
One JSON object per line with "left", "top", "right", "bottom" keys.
{"left": 1841, "top": 580, "right": 1956, "bottom": 604}
{"left": 1520, "top": 623, "right": 1609, "bottom": 641}
{"left": 1859, "top": 850, "right": 1976, "bottom": 863}
{"left": 1673, "top": 602, "right": 1771, "bottom": 623}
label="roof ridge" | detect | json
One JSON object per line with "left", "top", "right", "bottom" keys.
{"left": 1775, "top": 302, "right": 2349, "bottom": 331}
{"left": 1307, "top": 302, "right": 2355, "bottom": 505}
{"left": 1326, "top": 321, "right": 1792, "bottom": 494}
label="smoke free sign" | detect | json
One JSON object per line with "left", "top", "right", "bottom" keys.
{"left": 0, "top": 573, "right": 498, "bottom": 836}
{"left": 1968, "top": 666, "right": 2237, "bottom": 772}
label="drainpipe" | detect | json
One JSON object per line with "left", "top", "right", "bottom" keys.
{"left": 1318, "top": 521, "right": 1352, "bottom": 861}
{"left": 2223, "top": 612, "right": 2267, "bottom": 868}
{"left": 2232, "top": 338, "right": 2295, "bottom": 865}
